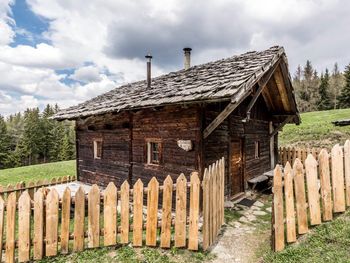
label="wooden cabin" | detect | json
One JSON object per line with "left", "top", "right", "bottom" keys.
{"left": 54, "top": 46, "right": 300, "bottom": 197}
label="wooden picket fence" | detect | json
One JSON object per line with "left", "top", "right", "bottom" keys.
{"left": 272, "top": 140, "right": 350, "bottom": 251}
{"left": 202, "top": 157, "right": 225, "bottom": 250}
{"left": 0, "top": 175, "right": 76, "bottom": 200}
{"left": 0, "top": 159, "right": 224, "bottom": 262}
{"left": 278, "top": 146, "right": 321, "bottom": 166}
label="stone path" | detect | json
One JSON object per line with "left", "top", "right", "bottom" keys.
{"left": 209, "top": 196, "right": 271, "bottom": 263}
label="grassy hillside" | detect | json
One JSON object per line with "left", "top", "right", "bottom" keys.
{"left": 279, "top": 108, "right": 350, "bottom": 149}
{"left": 0, "top": 160, "right": 76, "bottom": 185}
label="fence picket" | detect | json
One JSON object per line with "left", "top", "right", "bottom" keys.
{"left": 318, "top": 149, "right": 333, "bottom": 221}
{"left": 18, "top": 191, "right": 31, "bottom": 262}
{"left": 344, "top": 140, "right": 350, "bottom": 206}
{"left": 293, "top": 158, "right": 308, "bottom": 234}
{"left": 120, "top": 181, "right": 130, "bottom": 244}
{"left": 188, "top": 172, "right": 200, "bottom": 250}
{"left": 133, "top": 179, "right": 144, "bottom": 247}
{"left": 5, "top": 192, "right": 16, "bottom": 263}
{"left": 175, "top": 174, "right": 187, "bottom": 248}
{"left": 305, "top": 154, "right": 321, "bottom": 225}
{"left": 61, "top": 187, "right": 71, "bottom": 254}
{"left": 284, "top": 162, "right": 296, "bottom": 243}
{"left": 202, "top": 168, "right": 210, "bottom": 250}
{"left": 146, "top": 177, "right": 159, "bottom": 247}
{"left": 160, "top": 175, "right": 173, "bottom": 248}
{"left": 104, "top": 182, "right": 117, "bottom": 246}
{"left": 209, "top": 165, "right": 214, "bottom": 245}
{"left": 331, "top": 144, "right": 346, "bottom": 212}
{"left": 46, "top": 188, "right": 59, "bottom": 257}
{"left": 33, "top": 189, "right": 44, "bottom": 260}
{"left": 88, "top": 185, "right": 100, "bottom": 248}
{"left": 73, "top": 187, "right": 85, "bottom": 252}
{"left": 273, "top": 165, "right": 284, "bottom": 251}
{"left": 0, "top": 197, "right": 4, "bottom": 261}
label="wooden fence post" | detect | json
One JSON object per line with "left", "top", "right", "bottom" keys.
{"left": 73, "top": 187, "right": 85, "bottom": 252}
{"left": 202, "top": 168, "right": 210, "bottom": 250}
{"left": 61, "top": 187, "right": 71, "bottom": 254}
{"left": 344, "top": 140, "right": 350, "bottom": 206}
{"left": 88, "top": 185, "right": 100, "bottom": 248}
{"left": 272, "top": 165, "right": 284, "bottom": 251}
{"left": 160, "top": 175, "right": 173, "bottom": 248}
{"left": 104, "top": 182, "right": 117, "bottom": 246}
{"left": 293, "top": 158, "right": 308, "bottom": 234}
{"left": 18, "top": 191, "right": 31, "bottom": 262}
{"left": 188, "top": 172, "right": 200, "bottom": 251}
{"left": 284, "top": 162, "right": 296, "bottom": 243}
{"left": 146, "top": 177, "right": 159, "bottom": 247}
{"left": 331, "top": 144, "right": 346, "bottom": 212}
{"left": 305, "top": 154, "right": 321, "bottom": 225}
{"left": 318, "top": 149, "right": 333, "bottom": 221}
{"left": 133, "top": 179, "right": 144, "bottom": 247}
{"left": 33, "top": 189, "right": 44, "bottom": 260}
{"left": 0, "top": 197, "right": 4, "bottom": 261}
{"left": 46, "top": 189, "right": 59, "bottom": 257}
{"left": 120, "top": 181, "right": 130, "bottom": 244}
{"left": 174, "top": 174, "right": 187, "bottom": 248}
{"left": 5, "top": 192, "right": 16, "bottom": 263}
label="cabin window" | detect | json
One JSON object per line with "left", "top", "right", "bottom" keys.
{"left": 254, "top": 141, "right": 260, "bottom": 159}
{"left": 146, "top": 140, "right": 161, "bottom": 164}
{"left": 93, "top": 139, "right": 103, "bottom": 159}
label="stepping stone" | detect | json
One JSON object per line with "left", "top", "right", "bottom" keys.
{"left": 224, "top": 201, "right": 235, "bottom": 208}
{"left": 266, "top": 207, "right": 272, "bottom": 213}
{"left": 254, "top": 201, "right": 264, "bottom": 207}
{"left": 253, "top": 210, "right": 267, "bottom": 216}
{"left": 239, "top": 216, "right": 249, "bottom": 223}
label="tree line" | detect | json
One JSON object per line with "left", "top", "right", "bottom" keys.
{"left": 293, "top": 61, "right": 350, "bottom": 112}
{"left": 0, "top": 104, "right": 75, "bottom": 169}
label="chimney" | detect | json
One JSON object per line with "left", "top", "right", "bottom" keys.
{"left": 145, "top": 53, "right": 152, "bottom": 88}
{"left": 183, "top": 47, "right": 192, "bottom": 70}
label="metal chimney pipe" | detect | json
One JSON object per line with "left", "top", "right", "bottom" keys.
{"left": 145, "top": 54, "right": 152, "bottom": 88}
{"left": 183, "top": 47, "right": 192, "bottom": 70}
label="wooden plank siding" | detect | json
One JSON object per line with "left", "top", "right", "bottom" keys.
{"left": 76, "top": 95, "right": 277, "bottom": 197}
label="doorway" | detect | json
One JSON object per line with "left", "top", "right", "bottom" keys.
{"left": 230, "top": 138, "right": 244, "bottom": 196}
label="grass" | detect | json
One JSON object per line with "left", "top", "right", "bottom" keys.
{"left": 260, "top": 211, "right": 350, "bottom": 263}
{"left": 0, "top": 160, "right": 76, "bottom": 185}
{"left": 37, "top": 245, "right": 215, "bottom": 263}
{"left": 280, "top": 108, "right": 350, "bottom": 148}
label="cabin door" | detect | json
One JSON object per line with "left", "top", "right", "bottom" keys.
{"left": 230, "top": 138, "right": 244, "bottom": 196}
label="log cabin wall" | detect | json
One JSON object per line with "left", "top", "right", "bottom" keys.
{"left": 76, "top": 112, "right": 131, "bottom": 187}
{"left": 204, "top": 95, "right": 273, "bottom": 195}
{"left": 76, "top": 105, "right": 201, "bottom": 188}
{"left": 131, "top": 105, "right": 200, "bottom": 184}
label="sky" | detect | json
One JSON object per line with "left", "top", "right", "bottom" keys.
{"left": 0, "top": 0, "right": 350, "bottom": 116}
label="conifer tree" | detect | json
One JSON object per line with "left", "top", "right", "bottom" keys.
{"left": 0, "top": 115, "right": 10, "bottom": 168}
{"left": 339, "top": 64, "right": 350, "bottom": 108}
{"left": 318, "top": 69, "right": 332, "bottom": 110}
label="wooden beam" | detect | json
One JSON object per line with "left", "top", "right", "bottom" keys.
{"left": 262, "top": 88, "right": 275, "bottom": 112}
{"left": 269, "top": 116, "right": 293, "bottom": 138}
{"left": 274, "top": 66, "right": 292, "bottom": 112}
{"left": 246, "top": 59, "right": 281, "bottom": 121}
{"left": 203, "top": 92, "right": 250, "bottom": 139}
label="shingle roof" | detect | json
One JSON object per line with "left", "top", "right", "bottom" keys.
{"left": 54, "top": 46, "right": 289, "bottom": 120}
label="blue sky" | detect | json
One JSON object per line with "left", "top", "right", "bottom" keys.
{"left": 0, "top": 0, "right": 350, "bottom": 116}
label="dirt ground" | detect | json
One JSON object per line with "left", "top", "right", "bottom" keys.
{"left": 207, "top": 194, "right": 272, "bottom": 263}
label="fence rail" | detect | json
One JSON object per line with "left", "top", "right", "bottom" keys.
{"left": 0, "top": 158, "right": 225, "bottom": 262}
{"left": 0, "top": 175, "right": 76, "bottom": 198}
{"left": 272, "top": 140, "right": 350, "bottom": 251}
{"left": 278, "top": 146, "right": 321, "bottom": 166}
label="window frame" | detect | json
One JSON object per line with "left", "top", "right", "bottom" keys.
{"left": 145, "top": 139, "right": 162, "bottom": 165}
{"left": 93, "top": 138, "right": 103, "bottom": 159}
{"left": 254, "top": 141, "right": 260, "bottom": 159}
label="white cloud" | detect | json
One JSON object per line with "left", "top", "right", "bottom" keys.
{"left": 70, "top": 65, "right": 102, "bottom": 83}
